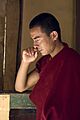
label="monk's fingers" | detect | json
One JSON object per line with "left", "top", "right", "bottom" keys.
{"left": 23, "top": 47, "right": 35, "bottom": 56}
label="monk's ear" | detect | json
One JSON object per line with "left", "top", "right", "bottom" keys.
{"left": 50, "top": 31, "right": 58, "bottom": 41}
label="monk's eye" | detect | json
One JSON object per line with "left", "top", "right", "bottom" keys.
{"left": 34, "top": 39, "right": 40, "bottom": 43}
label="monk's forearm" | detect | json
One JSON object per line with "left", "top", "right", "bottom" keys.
{"left": 15, "top": 60, "right": 30, "bottom": 92}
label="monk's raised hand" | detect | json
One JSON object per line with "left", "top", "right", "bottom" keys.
{"left": 22, "top": 47, "right": 38, "bottom": 63}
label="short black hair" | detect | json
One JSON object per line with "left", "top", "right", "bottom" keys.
{"left": 29, "top": 13, "right": 61, "bottom": 41}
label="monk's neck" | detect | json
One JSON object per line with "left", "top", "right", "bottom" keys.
{"left": 50, "top": 42, "right": 64, "bottom": 58}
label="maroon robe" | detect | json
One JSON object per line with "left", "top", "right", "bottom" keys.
{"left": 29, "top": 43, "right": 80, "bottom": 120}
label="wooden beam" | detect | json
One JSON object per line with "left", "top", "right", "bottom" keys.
{"left": 4, "top": 0, "right": 20, "bottom": 91}
{"left": 76, "top": 0, "right": 80, "bottom": 53}
{"left": 0, "top": 0, "right": 7, "bottom": 90}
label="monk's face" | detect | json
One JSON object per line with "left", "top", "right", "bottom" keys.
{"left": 30, "top": 26, "right": 57, "bottom": 56}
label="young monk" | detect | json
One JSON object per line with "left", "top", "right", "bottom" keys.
{"left": 15, "top": 13, "right": 80, "bottom": 120}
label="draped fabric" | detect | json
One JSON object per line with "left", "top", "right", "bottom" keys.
{"left": 29, "top": 43, "right": 80, "bottom": 120}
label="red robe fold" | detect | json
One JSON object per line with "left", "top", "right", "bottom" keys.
{"left": 29, "top": 43, "right": 80, "bottom": 120}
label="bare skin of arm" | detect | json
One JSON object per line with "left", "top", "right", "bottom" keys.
{"left": 15, "top": 47, "right": 40, "bottom": 92}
